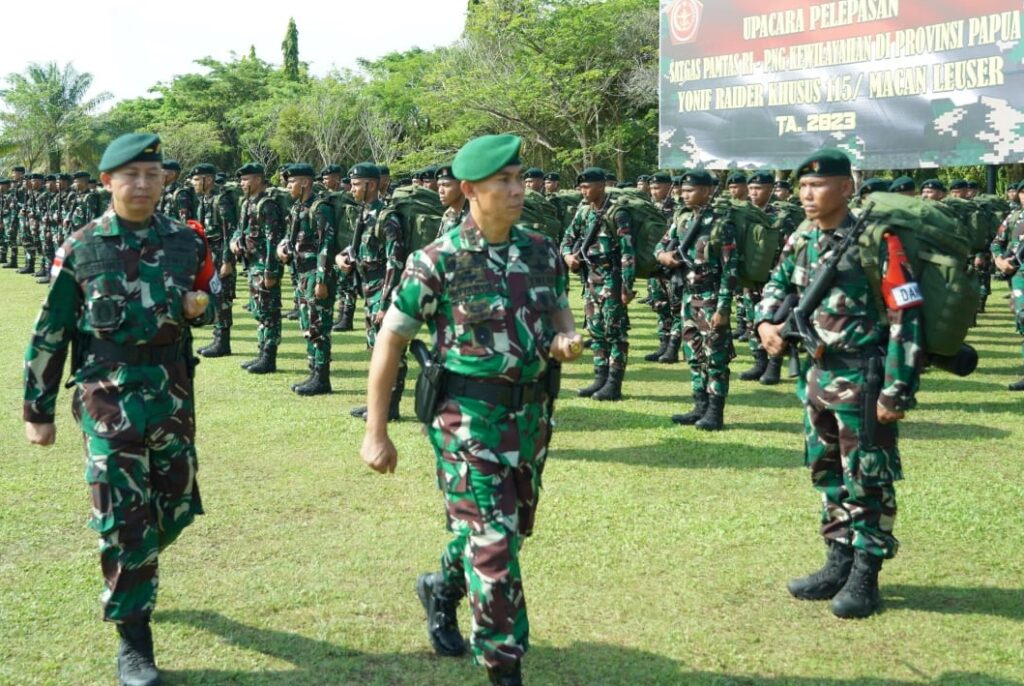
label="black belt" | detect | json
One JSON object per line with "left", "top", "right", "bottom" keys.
{"left": 443, "top": 373, "right": 546, "bottom": 409}
{"left": 87, "top": 339, "right": 185, "bottom": 366}
{"left": 813, "top": 350, "right": 882, "bottom": 371}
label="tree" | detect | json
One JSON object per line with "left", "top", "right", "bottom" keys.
{"left": 282, "top": 18, "right": 300, "bottom": 81}
{"left": 0, "top": 62, "right": 111, "bottom": 171}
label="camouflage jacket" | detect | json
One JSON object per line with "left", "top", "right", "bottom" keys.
{"left": 23, "top": 211, "right": 218, "bottom": 423}
{"left": 754, "top": 212, "right": 923, "bottom": 412}
{"left": 559, "top": 197, "right": 635, "bottom": 297}
{"left": 654, "top": 196, "right": 676, "bottom": 220}
{"left": 287, "top": 194, "right": 336, "bottom": 283}
{"left": 655, "top": 202, "right": 738, "bottom": 308}
{"left": 991, "top": 208, "right": 1024, "bottom": 259}
{"left": 437, "top": 202, "right": 469, "bottom": 239}
{"left": 159, "top": 182, "right": 179, "bottom": 216}
{"left": 233, "top": 190, "right": 286, "bottom": 277}
{"left": 212, "top": 188, "right": 239, "bottom": 264}
{"left": 170, "top": 185, "right": 198, "bottom": 224}
{"left": 385, "top": 215, "right": 568, "bottom": 386}
{"left": 356, "top": 198, "right": 405, "bottom": 300}
{"left": 68, "top": 189, "right": 104, "bottom": 231}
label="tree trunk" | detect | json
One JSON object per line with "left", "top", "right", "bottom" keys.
{"left": 49, "top": 150, "right": 61, "bottom": 173}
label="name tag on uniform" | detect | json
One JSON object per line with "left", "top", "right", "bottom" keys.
{"left": 889, "top": 281, "right": 923, "bottom": 309}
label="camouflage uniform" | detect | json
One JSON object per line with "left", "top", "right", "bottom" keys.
{"left": 3, "top": 180, "right": 28, "bottom": 267}
{"left": 0, "top": 185, "right": 9, "bottom": 263}
{"left": 234, "top": 191, "right": 287, "bottom": 354}
{"left": 355, "top": 198, "right": 406, "bottom": 349}
{"left": 755, "top": 213, "right": 923, "bottom": 558}
{"left": 645, "top": 197, "right": 680, "bottom": 357}
{"left": 209, "top": 186, "right": 239, "bottom": 339}
{"left": 20, "top": 182, "right": 46, "bottom": 273}
{"left": 991, "top": 207, "right": 1024, "bottom": 353}
{"left": 286, "top": 194, "right": 337, "bottom": 368}
{"left": 23, "top": 211, "right": 217, "bottom": 622}
{"left": 437, "top": 202, "right": 469, "bottom": 239}
{"left": 383, "top": 217, "right": 567, "bottom": 670}
{"left": 657, "top": 204, "right": 738, "bottom": 398}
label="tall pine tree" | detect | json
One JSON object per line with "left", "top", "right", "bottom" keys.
{"left": 282, "top": 18, "right": 300, "bottom": 81}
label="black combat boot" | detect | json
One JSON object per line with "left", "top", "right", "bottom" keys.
{"left": 644, "top": 335, "right": 669, "bottom": 362}
{"left": 731, "top": 319, "right": 747, "bottom": 340}
{"left": 787, "top": 541, "right": 855, "bottom": 601}
{"left": 592, "top": 364, "right": 624, "bottom": 401}
{"left": 658, "top": 336, "right": 681, "bottom": 363}
{"left": 247, "top": 344, "right": 277, "bottom": 374}
{"left": 577, "top": 367, "right": 609, "bottom": 397}
{"left": 671, "top": 392, "right": 708, "bottom": 425}
{"left": 2, "top": 250, "right": 17, "bottom": 268}
{"left": 739, "top": 350, "right": 768, "bottom": 381}
{"left": 17, "top": 255, "right": 34, "bottom": 274}
{"left": 0, "top": 247, "right": 6, "bottom": 264}
{"left": 36, "top": 272, "right": 51, "bottom": 284}
{"left": 34, "top": 261, "right": 49, "bottom": 278}
{"left": 415, "top": 572, "right": 467, "bottom": 657}
{"left": 116, "top": 617, "right": 160, "bottom": 686}
{"left": 333, "top": 297, "right": 355, "bottom": 332}
{"left": 830, "top": 550, "right": 883, "bottom": 619}
{"left": 240, "top": 342, "right": 263, "bottom": 370}
{"left": 759, "top": 356, "right": 783, "bottom": 385}
{"left": 977, "top": 295, "right": 987, "bottom": 314}
{"left": 1009, "top": 377, "right": 1024, "bottom": 391}
{"left": 291, "top": 359, "right": 316, "bottom": 393}
{"left": 487, "top": 661, "right": 523, "bottom": 686}
{"left": 695, "top": 394, "right": 725, "bottom": 431}
{"left": 296, "top": 362, "right": 332, "bottom": 396}
{"left": 200, "top": 329, "right": 232, "bottom": 358}
{"left": 386, "top": 366, "right": 407, "bottom": 420}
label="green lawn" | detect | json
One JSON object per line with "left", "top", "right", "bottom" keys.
{"left": 1, "top": 268, "right": 1022, "bottom": 686}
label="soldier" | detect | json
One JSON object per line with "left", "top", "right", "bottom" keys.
{"left": 543, "top": 171, "right": 560, "bottom": 195}
{"left": 773, "top": 179, "right": 793, "bottom": 202}
{"left": 726, "top": 171, "right": 749, "bottom": 201}
{"left": 202, "top": 166, "right": 240, "bottom": 358}
{"left": 561, "top": 167, "right": 635, "bottom": 401}
{"left": 230, "top": 163, "right": 287, "bottom": 374}
{"left": 321, "top": 164, "right": 344, "bottom": 192}
{"left": 992, "top": 191, "right": 1024, "bottom": 389}
{"left": 436, "top": 162, "right": 469, "bottom": 237}
{"left": 23, "top": 133, "right": 217, "bottom": 686}
{"left": 158, "top": 160, "right": 182, "bottom": 215}
{"left": 2, "top": 166, "right": 27, "bottom": 268}
{"left": 657, "top": 169, "right": 738, "bottom": 431}
{"left": 964, "top": 180, "right": 980, "bottom": 200}
{"left": 636, "top": 174, "right": 650, "bottom": 195}
{"left": 644, "top": 171, "right": 682, "bottom": 363}
{"left": 523, "top": 167, "right": 544, "bottom": 193}
{"left": 920, "top": 178, "right": 946, "bottom": 201}
{"left": 336, "top": 162, "right": 408, "bottom": 421}
{"left": 851, "top": 177, "right": 890, "bottom": 208}
{"left": 360, "top": 134, "right": 582, "bottom": 686}
{"left": 319, "top": 164, "right": 358, "bottom": 334}
{"left": 1007, "top": 181, "right": 1020, "bottom": 211}
{"left": 0, "top": 178, "right": 10, "bottom": 266}
{"left": 66, "top": 170, "right": 104, "bottom": 237}
{"left": 889, "top": 176, "right": 916, "bottom": 196}
{"left": 18, "top": 173, "right": 49, "bottom": 277}
{"left": 378, "top": 164, "right": 391, "bottom": 199}
{"left": 275, "top": 163, "right": 338, "bottom": 395}
{"left": 604, "top": 170, "right": 617, "bottom": 189}
{"left": 421, "top": 166, "right": 439, "bottom": 193}
{"left": 756, "top": 148, "right": 922, "bottom": 620}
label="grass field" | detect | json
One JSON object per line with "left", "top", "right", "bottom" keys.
{"left": 1, "top": 265, "right": 1022, "bottom": 686}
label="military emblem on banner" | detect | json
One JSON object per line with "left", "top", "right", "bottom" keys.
{"left": 668, "top": 0, "right": 703, "bottom": 45}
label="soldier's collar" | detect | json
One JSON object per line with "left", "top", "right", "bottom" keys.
{"left": 97, "top": 213, "right": 166, "bottom": 237}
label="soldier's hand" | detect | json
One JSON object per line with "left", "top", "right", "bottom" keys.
{"left": 25, "top": 422, "right": 56, "bottom": 446}
{"left": 183, "top": 291, "right": 209, "bottom": 319}
{"left": 656, "top": 251, "right": 681, "bottom": 269}
{"left": 315, "top": 282, "right": 328, "bottom": 300}
{"left": 276, "top": 240, "right": 290, "bottom": 263}
{"left": 621, "top": 290, "right": 634, "bottom": 306}
{"left": 264, "top": 276, "right": 278, "bottom": 288}
{"left": 995, "top": 256, "right": 1016, "bottom": 275}
{"left": 361, "top": 433, "right": 398, "bottom": 474}
{"left": 373, "top": 310, "right": 385, "bottom": 326}
{"left": 335, "top": 253, "right": 354, "bottom": 274}
{"left": 564, "top": 254, "right": 580, "bottom": 272}
{"left": 877, "top": 403, "right": 904, "bottom": 424}
{"left": 710, "top": 310, "right": 729, "bottom": 330}
{"left": 220, "top": 263, "right": 233, "bottom": 278}
{"left": 230, "top": 238, "right": 242, "bottom": 256}
{"left": 550, "top": 332, "right": 584, "bottom": 362}
{"left": 758, "top": 322, "right": 786, "bottom": 357}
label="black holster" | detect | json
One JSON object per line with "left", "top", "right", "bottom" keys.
{"left": 411, "top": 339, "right": 445, "bottom": 425}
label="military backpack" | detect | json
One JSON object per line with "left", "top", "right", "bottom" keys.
{"left": 708, "top": 198, "right": 778, "bottom": 286}
{"left": 519, "top": 189, "right": 563, "bottom": 242}
{"left": 605, "top": 187, "right": 670, "bottom": 279}
{"left": 940, "top": 196, "right": 989, "bottom": 252}
{"left": 381, "top": 185, "right": 444, "bottom": 254}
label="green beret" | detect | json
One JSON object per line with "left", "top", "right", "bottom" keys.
{"left": 421, "top": 165, "right": 438, "bottom": 180}
{"left": 524, "top": 167, "right": 544, "bottom": 179}
{"left": 12, "top": 166, "right": 25, "bottom": 173}
{"left": 191, "top": 163, "right": 217, "bottom": 176}
{"left": 636, "top": 175, "right": 650, "bottom": 183}
{"left": 889, "top": 175, "right": 915, "bottom": 193}
{"left": 726, "top": 172, "right": 748, "bottom": 185}
{"left": 236, "top": 163, "right": 265, "bottom": 177}
{"left": 436, "top": 163, "right": 457, "bottom": 181}
{"left": 796, "top": 149, "right": 851, "bottom": 179}
{"left": 161, "top": 159, "right": 180, "bottom": 172}
{"left": 57, "top": 173, "right": 72, "bottom": 181}
{"left": 544, "top": 172, "right": 560, "bottom": 182}
{"left": 748, "top": 171, "right": 774, "bottom": 185}
{"left": 650, "top": 172, "right": 672, "bottom": 184}
{"left": 452, "top": 134, "right": 523, "bottom": 183}
{"left": 320, "top": 164, "right": 343, "bottom": 176}
{"left": 966, "top": 180, "right": 980, "bottom": 190}
{"left": 215, "top": 172, "right": 226, "bottom": 183}
{"left": 774, "top": 179, "right": 792, "bottom": 190}
{"left": 948, "top": 179, "right": 968, "bottom": 190}
{"left": 377, "top": 165, "right": 390, "bottom": 176}
{"left": 576, "top": 167, "right": 606, "bottom": 184}
{"left": 287, "top": 163, "right": 315, "bottom": 178}
{"left": 97, "top": 133, "right": 163, "bottom": 173}
{"left": 44, "top": 174, "right": 56, "bottom": 182}
{"left": 681, "top": 169, "right": 714, "bottom": 186}
{"left": 72, "top": 170, "right": 90, "bottom": 180}
{"left": 0, "top": 178, "right": 10, "bottom": 184}
{"left": 671, "top": 175, "right": 683, "bottom": 185}
{"left": 860, "top": 177, "right": 891, "bottom": 195}
{"left": 29, "top": 172, "right": 45, "bottom": 180}
{"left": 348, "top": 162, "right": 381, "bottom": 180}
{"left": 921, "top": 178, "right": 946, "bottom": 192}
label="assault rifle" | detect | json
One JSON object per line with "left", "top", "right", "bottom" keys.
{"left": 664, "top": 206, "right": 707, "bottom": 292}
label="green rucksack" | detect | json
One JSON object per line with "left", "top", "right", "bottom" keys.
{"left": 312, "top": 191, "right": 360, "bottom": 250}
{"left": 519, "top": 189, "right": 562, "bottom": 242}
{"left": 856, "top": 192, "right": 979, "bottom": 357}
{"left": 708, "top": 198, "right": 778, "bottom": 286}
{"left": 382, "top": 185, "right": 444, "bottom": 253}
{"left": 940, "top": 196, "right": 988, "bottom": 251}
{"left": 605, "top": 187, "right": 671, "bottom": 279}
{"left": 769, "top": 199, "right": 805, "bottom": 242}
{"left": 257, "top": 187, "right": 292, "bottom": 223}
{"left": 972, "top": 194, "right": 1007, "bottom": 245}
{"left": 214, "top": 183, "right": 243, "bottom": 228}
{"left": 551, "top": 190, "right": 583, "bottom": 233}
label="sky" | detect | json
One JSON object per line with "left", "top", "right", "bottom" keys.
{"left": 0, "top": 0, "right": 469, "bottom": 105}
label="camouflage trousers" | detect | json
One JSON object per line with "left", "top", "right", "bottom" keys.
{"left": 804, "top": 365, "right": 901, "bottom": 559}
{"left": 19, "top": 218, "right": 36, "bottom": 259}
{"left": 209, "top": 244, "right": 235, "bottom": 333}
{"left": 71, "top": 360, "right": 203, "bottom": 622}
{"left": 977, "top": 254, "right": 992, "bottom": 301}
{"left": 647, "top": 275, "right": 681, "bottom": 340}
{"left": 296, "top": 270, "right": 336, "bottom": 366}
{"left": 247, "top": 268, "right": 282, "bottom": 347}
{"left": 586, "top": 291, "right": 630, "bottom": 369}
{"left": 681, "top": 291, "right": 734, "bottom": 396}
{"left": 428, "top": 395, "right": 550, "bottom": 669}
{"left": 1010, "top": 273, "right": 1024, "bottom": 357}
{"left": 742, "top": 287, "right": 764, "bottom": 354}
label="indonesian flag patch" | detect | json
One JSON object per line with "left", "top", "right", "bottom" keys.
{"left": 881, "top": 233, "right": 923, "bottom": 310}
{"left": 50, "top": 247, "right": 65, "bottom": 279}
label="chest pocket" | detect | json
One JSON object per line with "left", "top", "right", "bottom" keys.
{"left": 162, "top": 231, "right": 198, "bottom": 291}
{"left": 452, "top": 296, "right": 508, "bottom": 354}
{"left": 76, "top": 239, "right": 127, "bottom": 336}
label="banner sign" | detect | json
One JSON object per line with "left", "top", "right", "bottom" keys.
{"left": 659, "top": 1, "right": 1024, "bottom": 170}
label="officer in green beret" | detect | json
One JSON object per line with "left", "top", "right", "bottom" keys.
{"left": 726, "top": 171, "right": 749, "bottom": 201}
{"left": 360, "top": 133, "right": 582, "bottom": 686}
{"left": 231, "top": 162, "right": 288, "bottom": 373}
{"left": 853, "top": 177, "right": 891, "bottom": 208}
{"left": 964, "top": 179, "right": 979, "bottom": 199}
{"left": 948, "top": 179, "right": 969, "bottom": 198}
{"left": 561, "top": 166, "right": 637, "bottom": 400}
{"left": 1007, "top": 181, "right": 1021, "bottom": 210}
{"left": 543, "top": 172, "right": 560, "bottom": 195}
{"left": 377, "top": 164, "right": 391, "bottom": 199}
{"left": 604, "top": 170, "right": 617, "bottom": 188}
{"left": 756, "top": 148, "right": 923, "bottom": 619}
{"left": 321, "top": 164, "right": 345, "bottom": 192}
{"left": 889, "top": 175, "right": 916, "bottom": 196}
{"left": 159, "top": 160, "right": 182, "bottom": 215}
{"left": 421, "top": 165, "right": 439, "bottom": 193}
{"left": 436, "top": 163, "right": 469, "bottom": 238}
{"left": 523, "top": 167, "right": 544, "bottom": 193}
{"left": 636, "top": 174, "right": 650, "bottom": 195}
{"left": 773, "top": 179, "right": 793, "bottom": 202}
{"left": 920, "top": 178, "right": 946, "bottom": 201}
{"left": 23, "top": 133, "right": 219, "bottom": 686}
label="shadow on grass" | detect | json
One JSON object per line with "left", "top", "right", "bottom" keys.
{"left": 553, "top": 437, "right": 802, "bottom": 470}
{"left": 884, "top": 584, "right": 1024, "bottom": 622}
{"left": 156, "top": 610, "right": 1022, "bottom": 685}
{"left": 900, "top": 421, "right": 1010, "bottom": 440}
